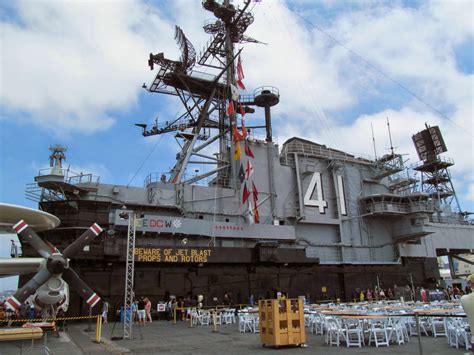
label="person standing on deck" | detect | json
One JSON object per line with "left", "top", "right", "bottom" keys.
{"left": 144, "top": 298, "right": 152, "bottom": 324}
{"left": 461, "top": 274, "right": 474, "bottom": 346}
{"left": 137, "top": 297, "right": 146, "bottom": 326}
{"left": 102, "top": 301, "right": 109, "bottom": 324}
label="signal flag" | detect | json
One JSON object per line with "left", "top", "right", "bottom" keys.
{"left": 236, "top": 55, "right": 246, "bottom": 90}
{"left": 227, "top": 99, "right": 235, "bottom": 115}
{"left": 242, "top": 182, "right": 251, "bottom": 204}
{"left": 244, "top": 141, "right": 254, "bottom": 158}
{"left": 238, "top": 164, "right": 245, "bottom": 183}
{"left": 233, "top": 142, "right": 241, "bottom": 160}
{"left": 252, "top": 181, "right": 259, "bottom": 202}
{"left": 245, "top": 160, "right": 254, "bottom": 180}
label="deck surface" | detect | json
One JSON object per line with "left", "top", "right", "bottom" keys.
{"left": 0, "top": 320, "right": 470, "bottom": 354}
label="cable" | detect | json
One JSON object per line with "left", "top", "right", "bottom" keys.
{"left": 126, "top": 132, "right": 162, "bottom": 188}
{"left": 265, "top": 3, "right": 339, "bottom": 147}
{"left": 291, "top": 9, "right": 473, "bottom": 138}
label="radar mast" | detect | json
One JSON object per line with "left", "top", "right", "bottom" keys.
{"left": 140, "top": 0, "right": 279, "bottom": 188}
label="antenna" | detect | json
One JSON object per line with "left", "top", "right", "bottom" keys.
{"left": 386, "top": 117, "right": 395, "bottom": 156}
{"left": 142, "top": 0, "right": 279, "bottom": 188}
{"left": 371, "top": 122, "right": 378, "bottom": 161}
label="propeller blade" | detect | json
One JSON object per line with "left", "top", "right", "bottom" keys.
{"left": 5, "top": 268, "right": 51, "bottom": 311}
{"left": 62, "top": 268, "right": 100, "bottom": 308}
{"left": 62, "top": 223, "right": 103, "bottom": 259}
{"left": 13, "top": 220, "right": 52, "bottom": 258}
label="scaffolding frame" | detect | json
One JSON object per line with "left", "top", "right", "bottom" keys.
{"left": 123, "top": 212, "right": 136, "bottom": 339}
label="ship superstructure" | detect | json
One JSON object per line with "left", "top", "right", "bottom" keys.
{"left": 22, "top": 0, "right": 473, "bottom": 314}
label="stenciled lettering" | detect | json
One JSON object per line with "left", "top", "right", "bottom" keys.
{"left": 134, "top": 247, "right": 212, "bottom": 263}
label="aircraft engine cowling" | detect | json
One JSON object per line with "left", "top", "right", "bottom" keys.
{"left": 36, "top": 275, "right": 67, "bottom": 306}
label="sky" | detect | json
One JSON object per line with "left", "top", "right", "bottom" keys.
{"left": 0, "top": 0, "right": 473, "bottom": 290}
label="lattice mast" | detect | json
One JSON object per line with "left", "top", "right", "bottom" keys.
{"left": 412, "top": 124, "right": 461, "bottom": 212}
{"left": 141, "top": 0, "right": 257, "bottom": 187}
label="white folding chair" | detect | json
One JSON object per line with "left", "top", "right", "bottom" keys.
{"left": 387, "top": 318, "right": 405, "bottom": 345}
{"left": 201, "top": 311, "right": 211, "bottom": 326}
{"left": 368, "top": 318, "right": 390, "bottom": 347}
{"left": 212, "top": 312, "right": 222, "bottom": 325}
{"left": 431, "top": 317, "right": 447, "bottom": 337}
{"left": 252, "top": 314, "right": 260, "bottom": 333}
{"left": 238, "top": 313, "right": 246, "bottom": 332}
{"left": 457, "top": 318, "right": 472, "bottom": 350}
{"left": 344, "top": 319, "right": 364, "bottom": 348}
{"left": 192, "top": 310, "right": 202, "bottom": 325}
{"left": 407, "top": 316, "right": 429, "bottom": 336}
{"left": 326, "top": 318, "right": 345, "bottom": 347}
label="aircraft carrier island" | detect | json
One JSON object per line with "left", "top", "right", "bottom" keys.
{"left": 19, "top": 0, "right": 473, "bottom": 315}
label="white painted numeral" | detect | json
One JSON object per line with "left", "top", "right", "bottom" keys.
{"left": 337, "top": 175, "right": 347, "bottom": 216}
{"left": 303, "top": 172, "right": 327, "bottom": 213}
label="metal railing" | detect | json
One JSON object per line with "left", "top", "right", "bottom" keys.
{"left": 36, "top": 168, "right": 100, "bottom": 186}
{"left": 239, "top": 86, "right": 280, "bottom": 104}
{"left": 281, "top": 142, "right": 373, "bottom": 166}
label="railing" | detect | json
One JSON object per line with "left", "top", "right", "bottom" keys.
{"left": 362, "top": 201, "right": 435, "bottom": 215}
{"left": 411, "top": 156, "right": 455, "bottom": 169}
{"left": 144, "top": 171, "right": 214, "bottom": 187}
{"left": 36, "top": 168, "right": 100, "bottom": 185}
{"left": 281, "top": 141, "right": 373, "bottom": 166}
{"left": 239, "top": 86, "right": 280, "bottom": 104}
{"left": 429, "top": 215, "right": 472, "bottom": 225}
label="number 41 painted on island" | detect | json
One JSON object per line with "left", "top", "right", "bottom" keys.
{"left": 303, "top": 172, "right": 327, "bottom": 213}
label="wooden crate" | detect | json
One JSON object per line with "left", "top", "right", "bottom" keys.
{"left": 258, "top": 299, "right": 305, "bottom": 347}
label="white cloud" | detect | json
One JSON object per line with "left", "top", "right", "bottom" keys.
{"left": 0, "top": 0, "right": 177, "bottom": 133}
{"left": 243, "top": 0, "right": 473, "bottom": 209}
{"left": 468, "top": 183, "right": 474, "bottom": 202}
{"left": 1, "top": 0, "right": 472, "bottom": 208}
{"left": 244, "top": 1, "right": 355, "bottom": 115}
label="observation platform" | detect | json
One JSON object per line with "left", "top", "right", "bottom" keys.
{"left": 360, "top": 193, "right": 434, "bottom": 217}
{"left": 27, "top": 168, "right": 100, "bottom": 202}
{"left": 412, "top": 156, "right": 454, "bottom": 173}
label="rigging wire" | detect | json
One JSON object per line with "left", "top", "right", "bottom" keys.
{"left": 126, "top": 133, "right": 162, "bottom": 188}
{"left": 126, "top": 108, "right": 182, "bottom": 187}
{"left": 266, "top": 2, "right": 339, "bottom": 147}
{"left": 291, "top": 9, "right": 473, "bottom": 138}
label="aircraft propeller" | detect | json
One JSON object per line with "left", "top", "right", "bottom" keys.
{"left": 5, "top": 220, "right": 103, "bottom": 311}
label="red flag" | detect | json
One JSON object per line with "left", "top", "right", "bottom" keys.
{"left": 252, "top": 181, "right": 259, "bottom": 201}
{"left": 236, "top": 55, "right": 245, "bottom": 90}
{"left": 241, "top": 118, "right": 248, "bottom": 140}
{"left": 244, "top": 141, "right": 254, "bottom": 158}
{"left": 233, "top": 126, "right": 243, "bottom": 142}
{"left": 227, "top": 100, "right": 235, "bottom": 115}
{"left": 239, "top": 101, "right": 248, "bottom": 140}
{"left": 245, "top": 160, "right": 254, "bottom": 180}
{"left": 253, "top": 207, "right": 260, "bottom": 224}
{"left": 242, "top": 182, "right": 250, "bottom": 204}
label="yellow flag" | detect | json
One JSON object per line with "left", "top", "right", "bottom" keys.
{"left": 233, "top": 142, "right": 241, "bottom": 160}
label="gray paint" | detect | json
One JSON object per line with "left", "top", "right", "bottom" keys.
{"left": 50, "top": 137, "right": 473, "bottom": 265}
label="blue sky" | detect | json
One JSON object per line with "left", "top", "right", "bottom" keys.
{"left": 0, "top": 0, "right": 473, "bottom": 290}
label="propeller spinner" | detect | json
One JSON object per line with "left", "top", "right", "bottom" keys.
{"left": 5, "top": 220, "right": 103, "bottom": 311}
